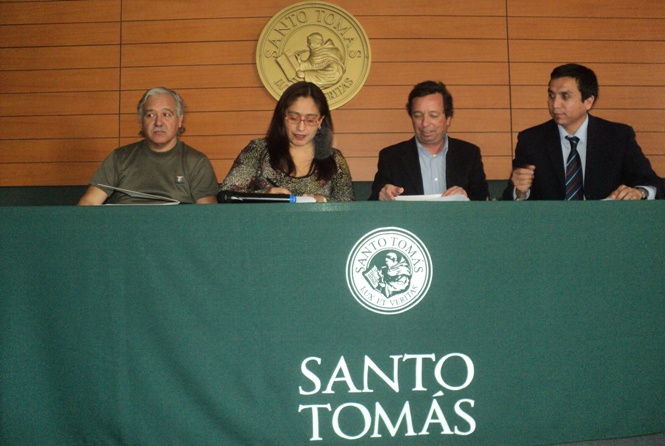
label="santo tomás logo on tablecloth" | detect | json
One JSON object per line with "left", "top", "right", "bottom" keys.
{"left": 256, "top": 1, "right": 371, "bottom": 109}
{"left": 346, "top": 228, "right": 432, "bottom": 315}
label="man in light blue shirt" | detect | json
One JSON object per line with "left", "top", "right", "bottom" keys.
{"left": 369, "top": 81, "right": 489, "bottom": 201}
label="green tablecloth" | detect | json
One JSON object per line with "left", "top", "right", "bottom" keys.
{"left": 1, "top": 202, "right": 663, "bottom": 445}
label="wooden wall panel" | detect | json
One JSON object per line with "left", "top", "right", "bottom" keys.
{"left": 371, "top": 40, "right": 508, "bottom": 63}
{"left": 508, "top": 17, "right": 665, "bottom": 41}
{"left": 120, "top": 65, "right": 261, "bottom": 90}
{"left": 591, "top": 110, "right": 665, "bottom": 133}
{"left": 368, "top": 62, "right": 510, "bottom": 85}
{"left": 627, "top": 134, "right": 665, "bottom": 156}
{"left": 0, "top": 1, "right": 120, "bottom": 25}
{"left": 0, "top": 139, "right": 116, "bottom": 163}
{"left": 0, "top": 46, "right": 119, "bottom": 71}
{"left": 507, "top": 0, "right": 665, "bottom": 18}
{"left": 1, "top": 92, "right": 119, "bottom": 117}
{"left": 0, "top": 0, "right": 663, "bottom": 188}
{"left": 121, "top": 42, "right": 256, "bottom": 67}
{"left": 122, "top": 19, "right": 265, "bottom": 44}
{"left": 0, "top": 69, "right": 120, "bottom": 93}
{"left": 362, "top": 16, "right": 506, "bottom": 39}
{"left": 0, "top": 0, "right": 121, "bottom": 188}
{"left": 481, "top": 156, "right": 512, "bottom": 182}
{"left": 0, "top": 23, "right": 119, "bottom": 47}
{"left": 509, "top": 41, "right": 665, "bottom": 64}
{"left": 119, "top": 0, "right": 507, "bottom": 20}
{"left": 650, "top": 157, "right": 665, "bottom": 174}
{"left": 0, "top": 116, "right": 117, "bottom": 140}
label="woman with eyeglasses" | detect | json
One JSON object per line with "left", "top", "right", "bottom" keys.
{"left": 219, "top": 81, "right": 354, "bottom": 202}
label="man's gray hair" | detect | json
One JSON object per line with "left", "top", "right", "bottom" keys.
{"left": 136, "top": 87, "right": 186, "bottom": 119}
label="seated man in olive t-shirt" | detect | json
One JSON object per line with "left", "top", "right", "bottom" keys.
{"left": 78, "top": 87, "right": 218, "bottom": 205}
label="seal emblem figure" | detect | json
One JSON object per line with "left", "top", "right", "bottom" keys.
{"left": 346, "top": 227, "right": 433, "bottom": 315}
{"left": 256, "top": 1, "right": 371, "bottom": 109}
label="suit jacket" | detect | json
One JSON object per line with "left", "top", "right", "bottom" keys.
{"left": 369, "top": 137, "right": 489, "bottom": 200}
{"left": 502, "top": 115, "right": 664, "bottom": 200}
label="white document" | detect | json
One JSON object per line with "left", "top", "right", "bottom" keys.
{"left": 96, "top": 184, "right": 180, "bottom": 205}
{"left": 395, "top": 193, "right": 470, "bottom": 202}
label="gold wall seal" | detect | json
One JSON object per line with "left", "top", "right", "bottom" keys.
{"left": 256, "top": 1, "right": 371, "bottom": 110}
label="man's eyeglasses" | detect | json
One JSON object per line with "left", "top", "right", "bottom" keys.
{"left": 285, "top": 113, "right": 321, "bottom": 126}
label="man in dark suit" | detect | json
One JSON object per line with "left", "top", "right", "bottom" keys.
{"left": 369, "top": 81, "right": 489, "bottom": 201}
{"left": 503, "top": 63, "right": 663, "bottom": 201}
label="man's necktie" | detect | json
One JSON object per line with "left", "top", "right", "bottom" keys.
{"left": 565, "top": 136, "right": 583, "bottom": 200}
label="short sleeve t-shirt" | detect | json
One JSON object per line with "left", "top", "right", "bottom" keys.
{"left": 90, "top": 140, "right": 219, "bottom": 204}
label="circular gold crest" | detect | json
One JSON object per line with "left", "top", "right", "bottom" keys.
{"left": 256, "top": 1, "right": 371, "bottom": 109}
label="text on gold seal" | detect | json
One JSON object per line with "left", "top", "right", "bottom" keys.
{"left": 256, "top": 1, "right": 371, "bottom": 109}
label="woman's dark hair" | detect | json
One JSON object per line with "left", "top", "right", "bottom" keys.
{"left": 265, "top": 81, "right": 337, "bottom": 182}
